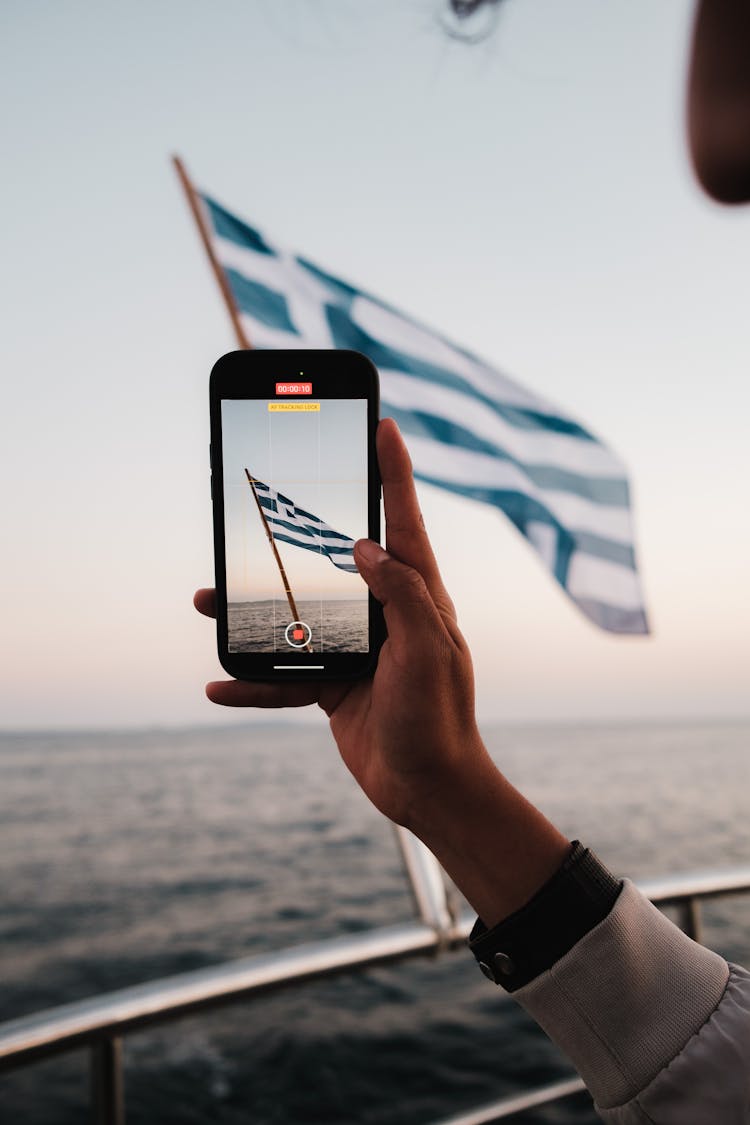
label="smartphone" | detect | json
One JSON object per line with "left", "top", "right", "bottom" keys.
{"left": 209, "top": 349, "right": 384, "bottom": 681}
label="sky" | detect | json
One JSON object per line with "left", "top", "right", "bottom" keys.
{"left": 0, "top": 0, "right": 748, "bottom": 728}
{"left": 222, "top": 397, "right": 368, "bottom": 599}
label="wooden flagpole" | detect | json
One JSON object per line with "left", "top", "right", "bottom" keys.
{"left": 245, "top": 469, "right": 314, "bottom": 653}
{"left": 175, "top": 158, "right": 311, "bottom": 652}
{"left": 171, "top": 154, "right": 252, "bottom": 350}
{"left": 175, "top": 155, "right": 444, "bottom": 895}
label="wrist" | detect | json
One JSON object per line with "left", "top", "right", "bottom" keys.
{"left": 469, "top": 841, "right": 623, "bottom": 990}
{"left": 406, "top": 749, "right": 570, "bottom": 928}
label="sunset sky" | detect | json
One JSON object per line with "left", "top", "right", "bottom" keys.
{"left": 0, "top": 0, "right": 748, "bottom": 727}
{"left": 222, "top": 397, "right": 368, "bottom": 600}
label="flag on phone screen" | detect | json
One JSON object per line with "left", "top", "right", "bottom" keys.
{"left": 196, "top": 192, "right": 648, "bottom": 634}
{"left": 250, "top": 474, "right": 358, "bottom": 574}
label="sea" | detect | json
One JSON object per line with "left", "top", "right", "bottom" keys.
{"left": 228, "top": 599, "right": 369, "bottom": 654}
{"left": 1, "top": 719, "right": 749, "bottom": 1124}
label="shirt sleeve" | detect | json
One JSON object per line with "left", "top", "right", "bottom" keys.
{"left": 512, "top": 879, "right": 750, "bottom": 1123}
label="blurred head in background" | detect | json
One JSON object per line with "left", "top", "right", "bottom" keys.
{"left": 688, "top": 0, "right": 750, "bottom": 203}
{"left": 449, "top": 0, "right": 750, "bottom": 204}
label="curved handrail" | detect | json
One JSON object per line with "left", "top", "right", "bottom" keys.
{"left": 1, "top": 864, "right": 749, "bottom": 1125}
{"left": 2, "top": 866, "right": 750, "bottom": 1068}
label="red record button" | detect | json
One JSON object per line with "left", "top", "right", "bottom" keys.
{"left": 284, "top": 620, "right": 312, "bottom": 649}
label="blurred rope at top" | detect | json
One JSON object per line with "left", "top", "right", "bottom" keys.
{"left": 443, "top": 0, "right": 504, "bottom": 41}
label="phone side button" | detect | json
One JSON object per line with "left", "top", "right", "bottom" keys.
{"left": 210, "top": 474, "right": 213, "bottom": 500}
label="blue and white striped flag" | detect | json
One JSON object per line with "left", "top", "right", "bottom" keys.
{"left": 250, "top": 474, "right": 358, "bottom": 574}
{"left": 200, "top": 192, "right": 648, "bottom": 634}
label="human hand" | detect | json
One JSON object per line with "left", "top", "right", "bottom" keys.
{"left": 195, "top": 417, "right": 492, "bottom": 833}
{"left": 195, "top": 417, "right": 569, "bottom": 923}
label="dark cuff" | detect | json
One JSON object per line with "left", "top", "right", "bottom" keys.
{"left": 469, "top": 841, "right": 623, "bottom": 992}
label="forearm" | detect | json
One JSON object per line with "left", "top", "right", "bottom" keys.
{"left": 405, "top": 744, "right": 570, "bottom": 928}
{"left": 418, "top": 756, "right": 745, "bottom": 1122}
{"left": 414, "top": 759, "right": 746, "bottom": 1122}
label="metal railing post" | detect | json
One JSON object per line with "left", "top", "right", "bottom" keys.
{"left": 393, "top": 825, "right": 455, "bottom": 940}
{"left": 680, "top": 896, "right": 702, "bottom": 943}
{"left": 91, "top": 1036, "right": 124, "bottom": 1125}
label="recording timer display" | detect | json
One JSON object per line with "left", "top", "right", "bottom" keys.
{"left": 275, "top": 382, "right": 312, "bottom": 395}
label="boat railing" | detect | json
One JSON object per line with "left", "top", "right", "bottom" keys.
{"left": 1, "top": 828, "right": 749, "bottom": 1125}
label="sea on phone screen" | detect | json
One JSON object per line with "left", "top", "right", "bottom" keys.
{"left": 227, "top": 598, "right": 368, "bottom": 653}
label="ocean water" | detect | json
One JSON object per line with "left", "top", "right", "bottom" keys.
{"left": 0, "top": 720, "right": 749, "bottom": 1124}
{"left": 228, "top": 599, "right": 369, "bottom": 653}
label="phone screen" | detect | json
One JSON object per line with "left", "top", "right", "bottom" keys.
{"left": 210, "top": 350, "right": 382, "bottom": 680}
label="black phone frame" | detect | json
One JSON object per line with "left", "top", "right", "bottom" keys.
{"left": 209, "top": 349, "right": 384, "bottom": 682}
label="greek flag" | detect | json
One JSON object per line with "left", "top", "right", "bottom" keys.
{"left": 201, "top": 192, "right": 648, "bottom": 634}
{"left": 249, "top": 474, "right": 358, "bottom": 574}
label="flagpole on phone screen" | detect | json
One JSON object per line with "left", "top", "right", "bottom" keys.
{"left": 244, "top": 469, "right": 314, "bottom": 653}
{"left": 172, "top": 154, "right": 252, "bottom": 351}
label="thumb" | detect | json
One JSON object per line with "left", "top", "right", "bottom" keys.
{"left": 354, "top": 539, "right": 446, "bottom": 655}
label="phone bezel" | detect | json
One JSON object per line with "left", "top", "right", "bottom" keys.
{"left": 209, "top": 349, "right": 383, "bottom": 681}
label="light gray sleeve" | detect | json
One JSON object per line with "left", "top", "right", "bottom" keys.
{"left": 513, "top": 879, "right": 750, "bottom": 1123}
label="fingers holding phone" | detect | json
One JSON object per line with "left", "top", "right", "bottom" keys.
{"left": 375, "top": 418, "right": 456, "bottom": 624}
